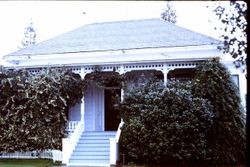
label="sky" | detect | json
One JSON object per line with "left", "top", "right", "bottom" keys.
{"left": 0, "top": 1, "right": 227, "bottom": 62}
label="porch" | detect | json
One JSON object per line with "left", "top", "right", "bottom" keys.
{"left": 62, "top": 62, "right": 198, "bottom": 166}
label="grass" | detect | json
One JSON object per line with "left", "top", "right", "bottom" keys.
{"left": 0, "top": 158, "right": 61, "bottom": 167}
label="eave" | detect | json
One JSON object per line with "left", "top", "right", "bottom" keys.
{"left": 3, "top": 44, "right": 222, "bottom": 69}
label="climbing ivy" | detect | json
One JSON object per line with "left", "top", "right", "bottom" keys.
{"left": 85, "top": 70, "right": 123, "bottom": 88}
{"left": 0, "top": 68, "right": 86, "bottom": 152}
{"left": 193, "top": 58, "right": 246, "bottom": 165}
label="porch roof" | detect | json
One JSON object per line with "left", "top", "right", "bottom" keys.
{"left": 5, "top": 18, "right": 221, "bottom": 57}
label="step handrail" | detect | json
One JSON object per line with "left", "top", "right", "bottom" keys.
{"left": 62, "top": 121, "right": 83, "bottom": 164}
{"left": 110, "top": 119, "right": 125, "bottom": 165}
{"left": 115, "top": 118, "right": 125, "bottom": 143}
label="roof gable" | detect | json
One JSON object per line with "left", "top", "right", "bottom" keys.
{"left": 6, "top": 18, "right": 221, "bottom": 57}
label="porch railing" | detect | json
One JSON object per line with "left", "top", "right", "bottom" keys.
{"left": 66, "top": 121, "right": 79, "bottom": 137}
{"left": 110, "top": 119, "right": 125, "bottom": 165}
{"left": 0, "top": 150, "right": 52, "bottom": 159}
{"left": 0, "top": 150, "right": 62, "bottom": 162}
{"left": 62, "top": 121, "right": 83, "bottom": 164}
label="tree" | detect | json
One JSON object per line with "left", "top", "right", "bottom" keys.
{"left": 161, "top": 1, "right": 177, "bottom": 24}
{"left": 193, "top": 58, "right": 246, "bottom": 165}
{"left": 21, "top": 20, "right": 37, "bottom": 48}
{"left": 120, "top": 79, "right": 214, "bottom": 164}
{"left": 212, "top": 1, "right": 246, "bottom": 70}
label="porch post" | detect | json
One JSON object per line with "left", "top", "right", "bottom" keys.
{"left": 80, "top": 67, "right": 86, "bottom": 126}
{"left": 162, "top": 63, "right": 174, "bottom": 86}
{"left": 163, "top": 63, "right": 169, "bottom": 86}
{"left": 119, "top": 65, "right": 125, "bottom": 102}
{"left": 121, "top": 89, "right": 124, "bottom": 102}
{"left": 163, "top": 71, "right": 168, "bottom": 86}
{"left": 80, "top": 97, "right": 85, "bottom": 122}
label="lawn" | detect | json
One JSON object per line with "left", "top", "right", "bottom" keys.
{"left": 0, "top": 159, "right": 61, "bottom": 167}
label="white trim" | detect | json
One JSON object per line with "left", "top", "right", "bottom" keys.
{"left": 4, "top": 44, "right": 219, "bottom": 59}
{"left": 101, "top": 89, "right": 105, "bottom": 131}
{"left": 3, "top": 45, "right": 221, "bottom": 68}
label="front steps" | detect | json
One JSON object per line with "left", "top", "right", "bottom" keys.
{"left": 68, "top": 131, "right": 116, "bottom": 167}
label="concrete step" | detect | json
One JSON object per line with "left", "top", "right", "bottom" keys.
{"left": 81, "top": 131, "right": 116, "bottom": 137}
{"left": 71, "top": 151, "right": 109, "bottom": 156}
{"left": 74, "top": 147, "right": 110, "bottom": 152}
{"left": 70, "top": 155, "right": 109, "bottom": 160}
{"left": 69, "top": 159, "right": 109, "bottom": 164}
{"left": 75, "top": 143, "right": 110, "bottom": 148}
{"left": 78, "top": 139, "right": 110, "bottom": 144}
{"left": 69, "top": 131, "right": 117, "bottom": 166}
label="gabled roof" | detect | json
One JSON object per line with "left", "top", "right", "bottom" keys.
{"left": 5, "top": 18, "right": 221, "bottom": 57}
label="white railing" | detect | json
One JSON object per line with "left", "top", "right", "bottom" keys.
{"left": 66, "top": 121, "right": 79, "bottom": 137}
{"left": 52, "top": 150, "right": 63, "bottom": 162}
{"left": 0, "top": 151, "right": 51, "bottom": 159}
{"left": 62, "top": 121, "right": 84, "bottom": 164}
{"left": 0, "top": 150, "right": 62, "bottom": 162}
{"left": 110, "top": 119, "right": 125, "bottom": 165}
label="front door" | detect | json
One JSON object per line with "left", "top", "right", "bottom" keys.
{"left": 84, "top": 84, "right": 121, "bottom": 131}
{"left": 84, "top": 84, "right": 104, "bottom": 131}
{"left": 104, "top": 89, "right": 121, "bottom": 131}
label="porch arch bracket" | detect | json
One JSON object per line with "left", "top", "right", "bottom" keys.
{"left": 26, "top": 61, "right": 200, "bottom": 79}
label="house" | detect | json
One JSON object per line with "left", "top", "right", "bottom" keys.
{"left": 2, "top": 18, "right": 246, "bottom": 166}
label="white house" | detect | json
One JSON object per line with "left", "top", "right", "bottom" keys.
{"left": 2, "top": 19, "right": 246, "bottom": 166}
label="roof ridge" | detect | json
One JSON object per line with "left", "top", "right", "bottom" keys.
{"left": 89, "top": 18, "right": 162, "bottom": 26}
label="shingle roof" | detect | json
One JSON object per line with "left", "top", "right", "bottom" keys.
{"left": 5, "top": 18, "right": 221, "bottom": 57}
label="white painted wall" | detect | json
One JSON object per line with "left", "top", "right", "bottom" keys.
{"left": 68, "top": 102, "right": 81, "bottom": 121}
{"left": 222, "top": 58, "right": 247, "bottom": 111}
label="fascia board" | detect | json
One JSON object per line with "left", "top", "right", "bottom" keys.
{"left": 4, "top": 45, "right": 222, "bottom": 68}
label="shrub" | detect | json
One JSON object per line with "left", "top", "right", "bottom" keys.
{"left": 0, "top": 68, "right": 86, "bottom": 152}
{"left": 193, "top": 58, "right": 246, "bottom": 165}
{"left": 120, "top": 80, "right": 214, "bottom": 164}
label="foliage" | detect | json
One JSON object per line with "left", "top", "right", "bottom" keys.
{"left": 193, "top": 58, "right": 246, "bottom": 165}
{"left": 0, "top": 68, "right": 86, "bottom": 152}
{"left": 120, "top": 79, "right": 214, "bottom": 164}
{"left": 85, "top": 66, "right": 123, "bottom": 88}
{"left": 212, "top": 1, "right": 247, "bottom": 69}
{"left": 161, "top": 1, "right": 177, "bottom": 24}
{"left": 21, "top": 20, "right": 37, "bottom": 48}
{"left": 120, "top": 59, "right": 245, "bottom": 165}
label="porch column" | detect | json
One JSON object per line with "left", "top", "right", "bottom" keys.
{"left": 162, "top": 63, "right": 174, "bottom": 86}
{"left": 80, "top": 67, "right": 87, "bottom": 80}
{"left": 119, "top": 65, "right": 125, "bottom": 102}
{"left": 121, "top": 89, "right": 124, "bottom": 102}
{"left": 163, "top": 71, "right": 168, "bottom": 86}
{"left": 80, "top": 97, "right": 85, "bottom": 122}
{"left": 80, "top": 67, "right": 86, "bottom": 125}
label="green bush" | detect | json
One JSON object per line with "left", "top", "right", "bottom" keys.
{"left": 193, "top": 58, "right": 246, "bottom": 165}
{"left": 120, "top": 59, "right": 245, "bottom": 166}
{"left": 120, "top": 80, "right": 214, "bottom": 164}
{"left": 0, "top": 68, "right": 86, "bottom": 152}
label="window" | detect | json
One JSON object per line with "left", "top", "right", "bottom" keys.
{"left": 231, "top": 74, "right": 239, "bottom": 88}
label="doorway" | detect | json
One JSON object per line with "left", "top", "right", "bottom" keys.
{"left": 104, "top": 89, "right": 121, "bottom": 131}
